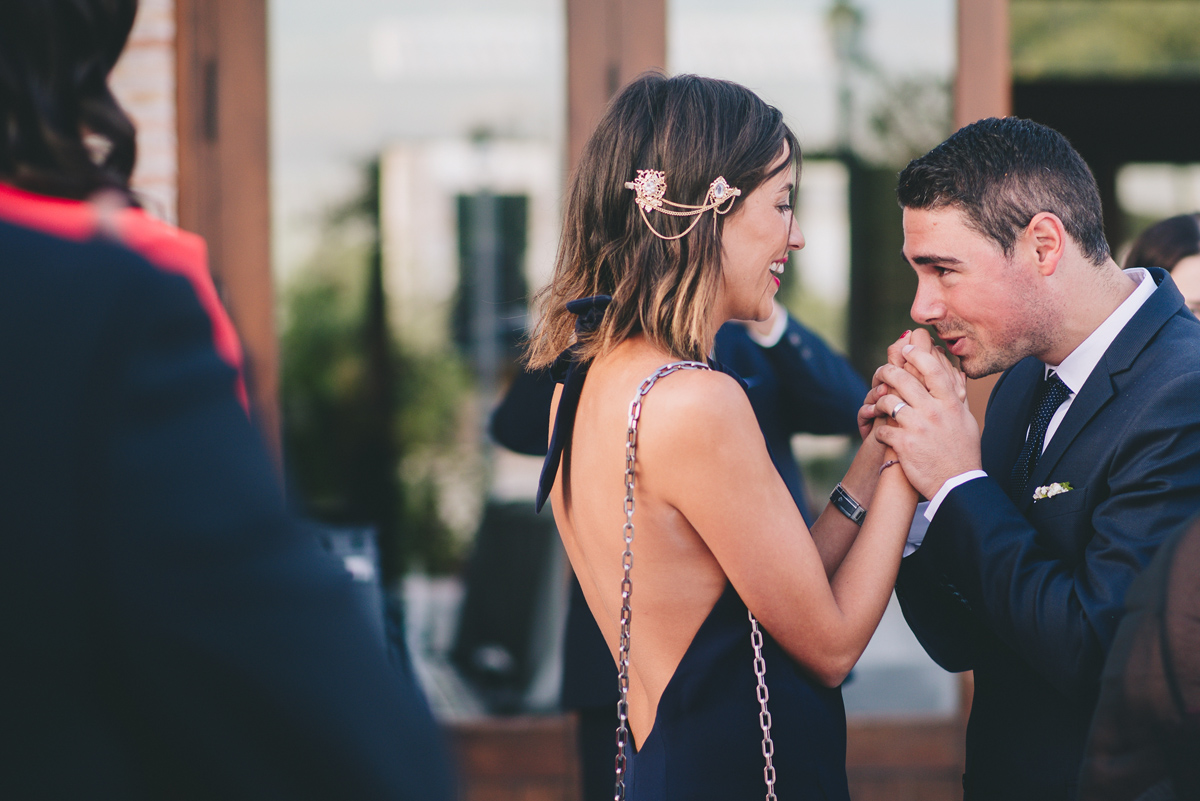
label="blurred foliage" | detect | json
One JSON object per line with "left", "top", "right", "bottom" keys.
{"left": 864, "top": 76, "right": 953, "bottom": 167}
{"left": 1013, "top": 1, "right": 1200, "bottom": 80}
{"left": 280, "top": 163, "right": 471, "bottom": 580}
{"left": 788, "top": 5, "right": 950, "bottom": 376}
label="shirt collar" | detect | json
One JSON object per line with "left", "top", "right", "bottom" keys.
{"left": 1045, "top": 267, "right": 1156, "bottom": 392}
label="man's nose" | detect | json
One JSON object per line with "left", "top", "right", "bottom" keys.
{"left": 910, "top": 279, "right": 944, "bottom": 324}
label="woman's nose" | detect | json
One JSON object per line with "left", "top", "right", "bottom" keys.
{"left": 789, "top": 216, "right": 804, "bottom": 251}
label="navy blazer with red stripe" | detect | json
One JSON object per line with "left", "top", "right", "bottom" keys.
{"left": 0, "top": 187, "right": 452, "bottom": 801}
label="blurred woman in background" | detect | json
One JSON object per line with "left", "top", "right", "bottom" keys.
{"left": 1124, "top": 213, "right": 1200, "bottom": 315}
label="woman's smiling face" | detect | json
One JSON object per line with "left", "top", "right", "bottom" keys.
{"left": 717, "top": 147, "right": 803, "bottom": 326}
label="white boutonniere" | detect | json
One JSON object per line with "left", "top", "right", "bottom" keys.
{"left": 1032, "top": 482, "right": 1073, "bottom": 501}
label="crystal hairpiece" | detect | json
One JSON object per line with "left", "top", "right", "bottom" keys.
{"left": 623, "top": 169, "right": 741, "bottom": 241}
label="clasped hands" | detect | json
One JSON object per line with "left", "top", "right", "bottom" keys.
{"left": 857, "top": 328, "right": 981, "bottom": 500}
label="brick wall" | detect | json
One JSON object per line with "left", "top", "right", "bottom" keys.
{"left": 109, "top": 0, "right": 177, "bottom": 224}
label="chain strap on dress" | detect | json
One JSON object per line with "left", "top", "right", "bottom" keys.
{"left": 749, "top": 611, "right": 778, "bottom": 801}
{"left": 613, "top": 360, "right": 777, "bottom": 801}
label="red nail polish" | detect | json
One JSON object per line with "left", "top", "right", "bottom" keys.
{"left": 904, "top": 330, "right": 912, "bottom": 338}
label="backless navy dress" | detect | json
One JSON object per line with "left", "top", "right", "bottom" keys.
{"left": 536, "top": 297, "right": 852, "bottom": 801}
{"left": 623, "top": 581, "right": 850, "bottom": 800}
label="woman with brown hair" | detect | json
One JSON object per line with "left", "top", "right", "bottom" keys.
{"left": 528, "top": 72, "right": 941, "bottom": 800}
{"left": 1124, "top": 213, "right": 1200, "bottom": 316}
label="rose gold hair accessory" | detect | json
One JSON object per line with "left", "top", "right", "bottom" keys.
{"left": 624, "top": 169, "right": 741, "bottom": 241}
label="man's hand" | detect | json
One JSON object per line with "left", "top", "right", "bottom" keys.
{"left": 872, "top": 343, "right": 979, "bottom": 499}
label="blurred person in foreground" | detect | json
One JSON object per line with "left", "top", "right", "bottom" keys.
{"left": 1124, "top": 212, "right": 1200, "bottom": 316}
{"left": 863, "top": 117, "right": 1200, "bottom": 800}
{"left": 1077, "top": 510, "right": 1200, "bottom": 801}
{"left": 0, "top": 2, "right": 452, "bottom": 799}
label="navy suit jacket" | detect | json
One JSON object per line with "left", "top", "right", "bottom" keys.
{"left": 712, "top": 316, "right": 868, "bottom": 523}
{"left": 896, "top": 269, "right": 1200, "bottom": 801}
{"left": 0, "top": 206, "right": 453, "bottom": 800}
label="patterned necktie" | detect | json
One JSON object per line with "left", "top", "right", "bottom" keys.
{"left": 1008, "top": 371, "right": 1072, "bottom": 501}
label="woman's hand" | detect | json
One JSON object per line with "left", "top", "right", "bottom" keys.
{"left": 915, "top": 340, "right": 968, "bottom": 405}
{"left": 858, "top": 383, "right": 889, "bottom": 440}
{"left": 897, "top": 328, "right": 966, "bottom": 402}
{"left": 879, "top": 444, "right": 905, "bottom": 482}
{"left": 860, "top": 329, "right": 918, "bottom": 439}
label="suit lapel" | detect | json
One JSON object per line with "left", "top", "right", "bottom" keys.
{"left": 1020, "top": 268, "right": 1184, "bottom": 513}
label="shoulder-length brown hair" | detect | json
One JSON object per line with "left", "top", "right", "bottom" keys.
{"left": 526, "top": 72, "right": 799, "bottom": 369}
{"left": 1124, "top": 213, "right": 1200, "bottom": 273}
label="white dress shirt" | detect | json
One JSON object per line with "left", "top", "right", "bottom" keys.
{"left": 904, "top": 268, "right": 1157, "bottom": 556}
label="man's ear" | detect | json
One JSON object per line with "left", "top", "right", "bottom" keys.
{"left": 1026, "top": 212, "right": 1066, "bottom": 276}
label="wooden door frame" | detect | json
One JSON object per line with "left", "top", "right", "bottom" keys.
{"left": 176, "top": 0, "right": 279, "bottom": 462}
{"left": 956, "top": 0, "right": 1012, "bottom": 426}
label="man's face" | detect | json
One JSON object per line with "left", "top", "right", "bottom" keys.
{"left": 902, "top": 205, "right": 1060, "bottom": 378}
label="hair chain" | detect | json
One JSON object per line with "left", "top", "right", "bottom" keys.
{"left": 624, "top": 169, "right": 741, "bottom": 241}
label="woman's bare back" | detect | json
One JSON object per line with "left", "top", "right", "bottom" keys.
{"left": 547, "top": 334, "right": 919, "bottom": 754}
{"left": 549, "top": 337, "right": 754, "bottom": 744}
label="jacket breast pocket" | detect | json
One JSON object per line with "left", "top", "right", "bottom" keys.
{"left": 1030, "top": 485, "right": 1090, "bottom": 559}
{"left": 1030, "top": 485, "right": 1088, "bottom": 520}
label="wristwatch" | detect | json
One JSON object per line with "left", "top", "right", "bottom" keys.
{"left": 830, "top": 483, "right": 867, "bottom": 526}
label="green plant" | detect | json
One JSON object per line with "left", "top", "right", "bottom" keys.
{"left": 280, "top": 161, "right": 471, "bottom": 581}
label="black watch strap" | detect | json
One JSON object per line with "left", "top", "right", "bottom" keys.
{"left": 830, "top": 483, "right": 867, "bottom": 525}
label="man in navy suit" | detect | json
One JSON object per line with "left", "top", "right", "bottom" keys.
{"left": 867, "top": 117, "right": 1200, "bottom": 800}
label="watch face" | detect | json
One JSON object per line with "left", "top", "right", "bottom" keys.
{"left": 830, "top": 482, "right": 868, "bottom": 525}
{"left": 831, "top": 484, "right": 865, "bottom": 524}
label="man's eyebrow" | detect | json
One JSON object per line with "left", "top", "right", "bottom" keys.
{"left": 905, "top": 253, "right": 964, "bottom": 266}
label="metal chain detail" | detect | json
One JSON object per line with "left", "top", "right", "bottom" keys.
{"left": 614, "top": 361, "right": 710, "bottom": 801}
{"left": 614, "top": 361, "right": 779, "bottom": 801}
{"left": 749, "top": 610, "right": 778, "bottom": 801}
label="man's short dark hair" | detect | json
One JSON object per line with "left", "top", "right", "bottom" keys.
{"left": 896, "top": 117, "right": 1110, "bottom": 266}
